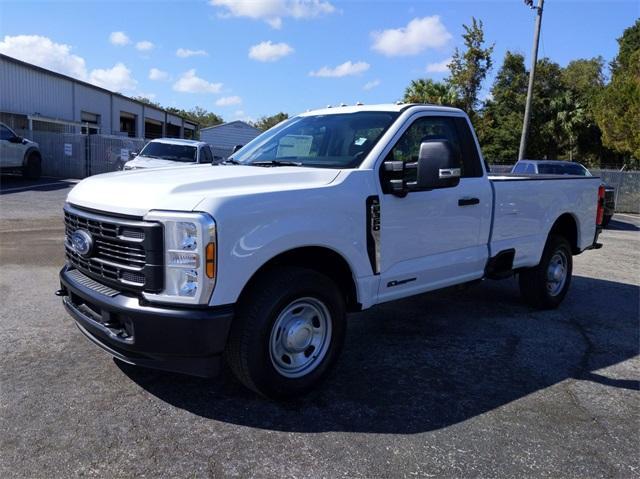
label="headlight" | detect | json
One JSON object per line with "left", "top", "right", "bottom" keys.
{"left": 142, "top": 211, "right": 216, "bottom": 305}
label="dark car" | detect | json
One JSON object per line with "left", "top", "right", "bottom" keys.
{"left": 511, "top": 160, "right": 615, "bottom": 227}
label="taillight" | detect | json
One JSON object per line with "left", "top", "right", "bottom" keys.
{"left": 596, "top": 185, "right": 605, "bottom": 226}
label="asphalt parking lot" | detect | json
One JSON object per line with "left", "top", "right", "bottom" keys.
{"left": 1, "top": 176, "right": 638, "bottom": 478}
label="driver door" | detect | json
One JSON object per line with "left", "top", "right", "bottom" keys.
{"left": 376, "top": 114, "right": 492, "bottom": 303}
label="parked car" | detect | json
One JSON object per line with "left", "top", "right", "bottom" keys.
{"left": 511, "top": 159, "right": 615, "bottom": 226}
{"left": 0, "top": 122, "right": 42, "bottom": 179}
{"left": 58, "top": 104, "right": 604, "bottom": 398}
{"left": 122, "top": 138, "right": 215, "bottom": 170}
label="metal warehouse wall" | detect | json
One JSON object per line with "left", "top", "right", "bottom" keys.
{"left": 0, "top": 56, "right": 74, "bottom": 120}
{"left": 200, "top": 122, "right": 261, "bottom": 150}
{"left": 0, "top": 55, "right": 196, "bottom": 138}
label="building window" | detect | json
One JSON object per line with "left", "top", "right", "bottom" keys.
{"left": 81, "top": 111, "right": 100, "bottom": 135}
{"left": 144, "top": 118, "right": 163, "bottom": 139}
{"left": 120, "top": 112, "right": 137, "bottom": 137}
{"left": 166, "top": 123, "right": 180, "bottom": 138}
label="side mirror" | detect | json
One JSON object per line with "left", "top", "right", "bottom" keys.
{"left": 130, "top": 151, "right": 138, "bottom": 159}
{"left": 383, "top": 140, "right": 460, "bottom": 196}
{"left": 8, "top": 135, "right": 23, "bottom": 144}
{"left": 231, "top": 144, "right": 243, "bottom": 154}
{"left": 414, "top": 140, "right": 460, "bottom": 190}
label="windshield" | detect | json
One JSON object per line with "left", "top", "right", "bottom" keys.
{"left": 139, "top": 142, "right": 197, "bottom": 162}
{"left": 231, "top": 112, "right": 400, "bottom": 168}
{"left": 537, "top": 162, "right": 591, "bottom": 176}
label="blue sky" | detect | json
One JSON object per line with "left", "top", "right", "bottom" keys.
{"left": 0, "top": 0, "right": 637, "bottom": 122}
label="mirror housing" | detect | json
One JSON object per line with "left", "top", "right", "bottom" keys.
{"left": 8, "top": 135, "right": 23, "bottom": 144}
{"left": 130, "top": 151, "right": 138, "bottom": 159}
{"left": 414, "top": 140, "right": 460, "bottom": 190}
{"left": 383, "top": 140, "right": 460, "bottom": 196}
{"left": 231, "top": 144, "right": 243, "bottom": 154}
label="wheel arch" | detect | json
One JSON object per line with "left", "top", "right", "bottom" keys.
{"left": 23, "top": 147, "right": 41, "bottom": 166}
{"left": 548, "top": 213, "right": 579, "bottom": 254}
{"left": 237, "top": 246, "right": 360, "bottom": 312}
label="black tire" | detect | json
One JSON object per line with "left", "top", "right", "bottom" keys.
{"left": 602, "top": 215, "right": 612, "bottom": 228}
{"left": 22, "top": 152, "right": 42, "bottom": 180}
{"left": 519, "top": 235, "right": 573, "bottom": 310}
{"left": 225, "top": 266, "right": 346, "bottom": 398}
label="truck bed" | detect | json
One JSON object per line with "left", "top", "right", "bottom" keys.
{"left": 487, "top": 174, "right": 600, "bottom": 269}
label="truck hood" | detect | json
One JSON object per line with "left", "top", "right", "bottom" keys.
{"left": 124, "top": 156, "right": 195, "bottom": 169}
{"left": 67, "top": 164, "right": 341, "bottom": 217}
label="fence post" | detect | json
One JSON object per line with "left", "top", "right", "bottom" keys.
{"left": 85, "top": 126, "right": 90, "bottom": 177}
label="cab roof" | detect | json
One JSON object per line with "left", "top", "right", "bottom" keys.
{"left": 298, "top": 103, "right": 464, "bottom": 117}
{"left": 149, "top": 138, "right": 207, "bottom": 147}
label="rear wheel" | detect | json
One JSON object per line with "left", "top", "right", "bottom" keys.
{"left": 22, "top": 152, "right": 41, "bottom": 180}
{"left": 519, "top": 235, "right": 573, "bottom": 309}
{"left": 225, "top": 266, "right": 346, "bottom": 398}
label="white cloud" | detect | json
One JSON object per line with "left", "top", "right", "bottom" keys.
{"left": 135, "top": 40, "right": 154, "bottom": 52}
{"left": 109, "top": 31, "right": 130, "bottom": 46}
{"left": 371, "top": 16, "right": 451, "bottom": 57}
{"left": 309, "top": 60, "right": 370, "bottom": 78}
{"left": 210, "top": 0, "right": 335, "bottom": 29}
{"left": 233, "top": 110, "right": 255, "bottom": 123}
{"left": 176, "top": 48, "right": 208, "bottom": 58}
{"left": 216, "top": 96, "right": 242, "bottom": 106}
{"left": 173, "top": 69, "right": 222, "bottom": 94}
{"left": 248, "top": 41, "right": 294, "bottom": 62}
{"left": 363, "top": 79, "right": 381, "bottom": 90}
{"left": 0, "top": 34, "right": 88, "bottom": 79}
{"left": 89, "top": 63, "right": 137, "bottom": 92}
{"left": 426, "top": 57, "right": 452, "bottom": 73}
{"left": 148, "top": 68, "right": 169, "bottom": 81}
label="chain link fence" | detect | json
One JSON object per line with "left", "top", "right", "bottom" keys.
{"left": 15, "top": 130, "right": 148, "bottom": 178}
{"left": 592, "top": 169, "right": 640, "bottom": 214}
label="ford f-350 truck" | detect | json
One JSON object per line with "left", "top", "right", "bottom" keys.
{"left": 58, "top": 104, "right": 604, "bottom": 398}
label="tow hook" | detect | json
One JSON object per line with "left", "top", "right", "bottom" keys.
{"left": 55, "top": 288, "right": 68, "bottom": 297}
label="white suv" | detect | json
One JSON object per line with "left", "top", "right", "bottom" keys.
{"left": 0, "top": 122, "right": 42, "bottom": 179}
{"left": 123, "top": 138, "right": 214, "bottom": 170}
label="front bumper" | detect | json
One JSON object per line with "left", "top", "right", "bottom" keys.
{"left": 59, "top": 265, "right": 233, "bottom": 377}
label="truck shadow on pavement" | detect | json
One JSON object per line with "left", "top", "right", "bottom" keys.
{"left": 118, "top": 275, "right": 639, "bottom": 434}
{"left": 0, "top": 176, "right": 76, "bottom": 195}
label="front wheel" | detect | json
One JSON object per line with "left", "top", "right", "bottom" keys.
{"left": 22, "top": 152, "right": 42, "bottom": 180}
{"left": 225, "top": 266, "right": 346, "bottom": 398}
{"left": 519, "top": 235, "right": 573, "bottom": 309}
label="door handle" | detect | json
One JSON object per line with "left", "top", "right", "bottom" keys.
{"left": 458, "top": 197, "right": 480, "bottom": 206}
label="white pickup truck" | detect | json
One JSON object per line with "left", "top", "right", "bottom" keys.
{"left": 58, "top": 104, "right": 604, "bottom": 398}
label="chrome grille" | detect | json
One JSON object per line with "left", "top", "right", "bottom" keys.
{"left": 64, "top": 205, "right": 164, "bottom": 293}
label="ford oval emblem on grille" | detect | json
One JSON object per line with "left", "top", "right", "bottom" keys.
{"left": 71, "top": 229, "right": 93, "bottom": 257}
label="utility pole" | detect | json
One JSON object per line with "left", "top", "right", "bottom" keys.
{"left": 518, "top": 0, "right": 544, "bottom": 160}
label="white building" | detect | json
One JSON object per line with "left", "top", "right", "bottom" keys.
{"left": 0, "top": 54, "right": 197, "bottom": 139}
{"left": 200, "top": 121, "right": 261, "bottom": 159}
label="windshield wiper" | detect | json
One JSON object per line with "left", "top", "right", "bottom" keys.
{"left": 221, "top": 158, "right": 241, "bottom": 165}
{"left": 250, "top": 159, "right": 302, "bottom": 167}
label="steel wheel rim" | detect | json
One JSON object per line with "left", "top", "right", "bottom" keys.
{"left": 269, "top": 297, "right": 332, "bottom": 378}
{"left": 546, "top": 250, "right": 568, "bottom": 296}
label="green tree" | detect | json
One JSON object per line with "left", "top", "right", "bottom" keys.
{"left": 132, "top": 96, "right": 162, "bottom": 109}
{"left": 403, "top": 78, "right": 458, "bottom": 105}
{"left": 447, "top": 17, "right": 494, "bottom": 118}
{"left": 166, "top": 106, "right": 223, "bottom": 129}
{"left": 594, "top": 20, "right": 640, "bottom": 166}
{"left": 252, "top": 112, "right": 289, "bottom": 131}
{"left": 477, "top": 51, "right": 528, "bottom": 162}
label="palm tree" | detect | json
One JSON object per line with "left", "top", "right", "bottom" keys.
{"left": 403, "top": 79, "right": 459, "bottom": 106}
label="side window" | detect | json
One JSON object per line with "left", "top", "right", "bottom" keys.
{"left": 0, "top": 125, "right": 15, "bottom": 141}
{"left": 525, "top": 163, "right": 536, "bottom": 174}
{"left": 513, "top": 162, "right": 526, "bottom": 173}
{"left": 200, "top": 146, "right": 213, "bottom": 163}
{"left": 384, "top": 116, "right": 463, "bottom": 184}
